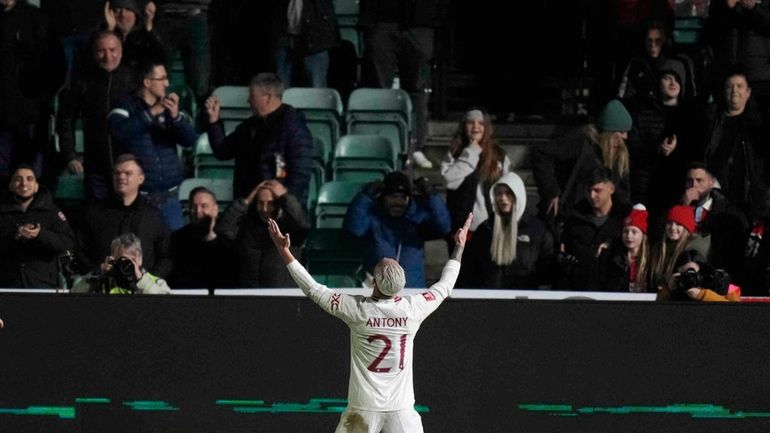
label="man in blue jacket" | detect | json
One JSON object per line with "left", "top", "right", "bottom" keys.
{"left": 343, "top": 171, "right": 451, "bottom": 288}
{"left": 108, "top": 60, "right": 197, "bottom": 231}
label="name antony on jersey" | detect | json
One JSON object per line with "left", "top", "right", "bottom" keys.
{"left": 366, "top": 317, "right": 408, "bottom": 328}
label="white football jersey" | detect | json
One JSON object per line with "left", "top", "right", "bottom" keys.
{"left": 287, "top": 260, "right": 460, "bottom": 412}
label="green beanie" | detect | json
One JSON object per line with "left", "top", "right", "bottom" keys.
{"left": 597, "top": 99, "right": 632, "bottom": 132}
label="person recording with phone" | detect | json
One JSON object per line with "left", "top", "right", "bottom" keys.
{"left": 72, "top": 232, "right": 170, "bottom": 294}
{"left": 0, "top": 165, "right": 76, "bottom": 288}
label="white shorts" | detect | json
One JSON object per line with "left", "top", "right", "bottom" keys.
{"left": 334, "top": 407, "right": 423, "bottom": 433}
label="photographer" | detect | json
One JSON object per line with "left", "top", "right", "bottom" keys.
{"left": 0, "top": 165, "right": 76, "bottom": 288}
{"left": 343, "top": 171, "right": 451, "bottom": 288}
{"left": 72, "top": 233, "right": 170, "bottom": 294}
{"left": 658, "top": 249, "right": 741, "bottom": 302}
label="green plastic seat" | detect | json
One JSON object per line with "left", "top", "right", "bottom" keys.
{"left": 212, "top": 86, "right": 251, "bottom": 133}
{"left": 178, "top": 177, "right": 234, "bottom": 208}
{"left": 193, "top": 134, "right": 234, "bottom": 179}
{"left": 346, "top": 88, "right": 412, "bottom": 154}
{"left": 53, "top": 173, "right": 86, "bottom": 207}
{"left": 314, "top": 180, "right": 364, "bottom": 228}
{"left": 332, "top": 134, "right": 396, "bottom": 182}
{"left": 283, "top": 88, "right": 343, "bottom": 162}
{"left": 303, "top": 228, "right": 364, "bottom": 279}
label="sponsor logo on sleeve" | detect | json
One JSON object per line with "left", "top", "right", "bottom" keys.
{"left": 330, "top": 293, "right": 341, "bottom": 311}
{"left": 421, "top": 291, "right": 436, "bottom": 301}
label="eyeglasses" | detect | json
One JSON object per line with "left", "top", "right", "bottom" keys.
{"left": 148, "top": 76, "right": 169, "bottom": 82}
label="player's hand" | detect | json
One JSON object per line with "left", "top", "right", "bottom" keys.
{"left": 267, "top": 218, "right": 291, "bottom": 250}
{"left": 0, "top": 317, "right": 4, "bottom": 328}
{"left": 454, "top": 213, "right": 473, "bottom": 246}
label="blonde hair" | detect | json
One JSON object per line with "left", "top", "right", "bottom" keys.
{"left": 585, "top": 125, "right": 630, "bottom": 179}
{"left": 490, "top": 205, "right": 518, "bottom": 266}
{"left": 374, "top": 259, "right": 406, "bottom": 296}
{"left": 629, "top": 235, "right": 650, "bottom": 292}
{"left": 650, "top": 233, "right": 691, "bottom": 289}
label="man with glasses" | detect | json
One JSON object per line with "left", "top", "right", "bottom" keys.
{"left": 108, "top": 60, "right": 197, "bottom": 231}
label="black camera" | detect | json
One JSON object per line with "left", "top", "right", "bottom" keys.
{"left": 676, "top": 268, "right": 702, "bottom": 292}
{"left": 109, "top": 256, "right": 138, "bottom": 291}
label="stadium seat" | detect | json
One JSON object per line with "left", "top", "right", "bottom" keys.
{"left": 332, "top": 134, "right": 397, "bottom": 182}
{"left": 178, "top": 177, "right": 234, "bottom": 208}
{"left": 283, "top": 87, "right": 343, "bottom": 163}
{"left": 53, "top": 173, "right": 86, "bottom": 207}
{"left": 303, "top": 228, "right": 364, "bottom": 281}
{"left": 193, "top": 134, "right": 235, "bottom": 179}
{"left": 311, "top": 274, "right": 358, "bottom": 288}
{"left": 346, "top": 88, "right": 412, "bottom": 155}
{"left": 212, "top": 85, "right": 251, "bottom": 134}
{"left": 314, "top": 180, "right": 364, "bottom": 228}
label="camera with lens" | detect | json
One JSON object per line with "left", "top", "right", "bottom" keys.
{"left": 674, "top": 266, "right": 730, "bottom": 299}
{"left": 676, "top": 268, "right": 702, "bottom": 292}
{"left": 109, "top": 256, "right": 138, "bottom": 291}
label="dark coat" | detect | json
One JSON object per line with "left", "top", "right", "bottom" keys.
{"left": 207, "top": 104, "right": 314, "bottom": 206}
{"left": 707, "top": 0, "right": 770, "bottom": 85}
{"left": 0, "top": 3, "right": 63, "bottom": 128}
{"left": 78, "top": 195, "right": 171, "bottom": 277}
{"left": 626, "top": 96, "right": 704, "bottom": 214}
{"left": 702, "top": 101, "right": 768, "bottom": 219}
{"left": 531, "top": 127, "right": 631, "bottom": 218}
{"left": 108, "top": 93, "right": 197, "bottom": 192}
{"left": 168, "top": 219, "right": 238, "bottom": 289}
{"left": 458, "top": 216, "right": 554, "bottom": 289}
{"left": 216, "top": 193, "right": 310, "bottom": 287}
{"left": 558, "top": 200, "right": 629, "bottom": 290}
{"left": 272, "top": 0, "right": 340, "bottom": 53}
{"left": 696, "top": 188, "right": 750, "bottom": 283}
{"left": 0, "top": 189, "right": 76, "bottom": 288}
{"left": 359, "top": 0, "right": 444, "bottom": 29}
{"left": 56, "top": 63, "right": 136, "bottom": 177}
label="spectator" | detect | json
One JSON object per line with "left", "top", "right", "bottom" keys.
{"left": 152, "top": 0, "right": 212, "bottom": 98}
{"left": 0, "top": 0, "right": 64, "bottom": 184}
{"left": 707, "top": 0, "right": 770, "bottom": 114}
{"left": 77, "top": 154, "right": 171, "bottom": 278}
{"left": 680, "top": 162, "right": 749, "bottom": 285}
{"left": 40, "top": 0, "right": 104, "bottom": 84}
{"left": 657, "top": 249, "right": 741, "bottom": 301}
{"left": 440, "top": 108, "right": 510, "bottom": 233}
{"left": 532, "top": 99, "right": 632, "bottom": 220}
{"left": 72, "top": 232, "right": 171, "bottom": 294}
{"left": 271, "top": 0, "right": 339, "bottom": 88}
{"left": 557, "top": 168, "right": 629, "bottom": 290}
{"left": 168, "top": 186, "right": 237, "bottom": 289}
{"left": 701, "top": 71, "right": 768, "bottom": 221}
{"left": 359, "top": 0, "right": 443, "bottom": 169}
{"left": 108, "top": 59, "right": 197, "bottom": 230}
{"left": 458, "top": 172, "right": 554, "bottom": 289}
{"left": 217, "top": 180, "right": 309, "bottom": 287}
{"left": 343, "top": 171, "right": 451, "bottom": 288}
{"left": 650, "top": 204, "right": 698, "bottom": 290}
{"left": 597, "top": 204, "right": 652, "bottom": 292}
{"left": 0, "top": 165, "right": 76, "bottom": 288}
{"left": 618, "top": 19, "right": 676, "bottom": 100}
{"left": 205, "top": 73, "right": 314, "bottom": 206}
{"left": 56, "top": 30, "right": 136, "bottom": 201}
{"left": 626, "top": 67, "right": 703, "bottom": 220}
{"left": 103, "top": 0, "right": 166, "bottom": 68}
